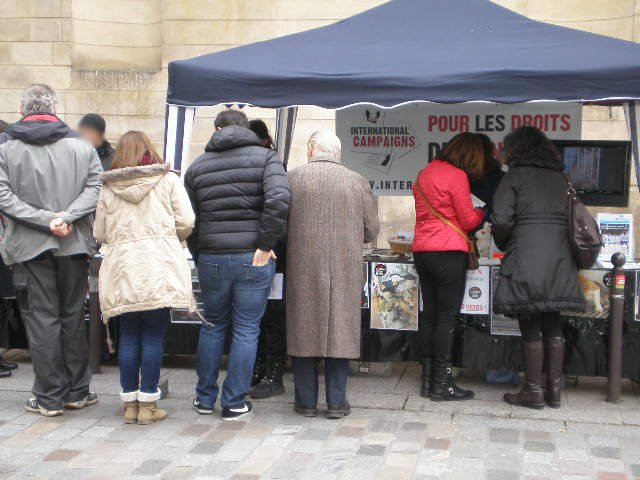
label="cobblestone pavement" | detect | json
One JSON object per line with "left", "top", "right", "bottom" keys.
{"left": 1, "top": 360, "right": 640, "bottom": 479}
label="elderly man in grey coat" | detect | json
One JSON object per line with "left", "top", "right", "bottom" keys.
{"left": 0, "top": 84, "right": 102, "bottom": 416}
{"left": 286, "top": 130, "right": 379, "bottom": 419}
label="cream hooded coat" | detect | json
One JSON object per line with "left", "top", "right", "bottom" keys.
{"left": 94, "top": 163, "right": 196, "bottom": 320}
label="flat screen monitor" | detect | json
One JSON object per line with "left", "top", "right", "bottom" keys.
{"left": 552, "top": 140, "right": 631, "bottom": 207}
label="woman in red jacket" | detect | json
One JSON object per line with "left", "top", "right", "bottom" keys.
{"left": 413, "top": 132, "right": 485, "bottom": 401}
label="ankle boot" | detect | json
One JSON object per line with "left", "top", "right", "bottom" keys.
{"left": 544, "top": 337, "right": 564, "bottom": 408}
{"left": 420, "top": 358, "right": 432, "bottom": 398}
{"left": 504, "top": 341, "right": 545, "bottom": 409}
{"left": 137, "top": 402, "right": 167, "bottom": 425}
{"left": 124, "top": 401, "right": 138, "bottom": 424}
{"left": 251, "top": 355, "right": 267, "bottom": 387}
{"left": 430, "top": 362, "right": 474, "bottom": 401}
{"left": 250, "top": 356, "right": 286, "bottom": 399}
{"left": 120, "top": 391, "right": 138, "bottom": 424}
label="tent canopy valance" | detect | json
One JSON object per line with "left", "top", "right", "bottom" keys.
{"left": 165, "top": 0, "right": 640, "bottom": 184}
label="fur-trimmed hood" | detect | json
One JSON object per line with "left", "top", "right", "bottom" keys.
{"left": 101, "top": 163, "right": 172, "bottom": 205}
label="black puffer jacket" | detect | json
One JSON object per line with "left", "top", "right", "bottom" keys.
{"left": 184, "top": 126, "right": 290, "bottom": 255}
{"left": 491, "top": 155, "right": 584, "bottom": 315}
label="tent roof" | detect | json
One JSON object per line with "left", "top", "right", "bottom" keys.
{"left": 167, "top": 0, "right": 640, "bottom": 109}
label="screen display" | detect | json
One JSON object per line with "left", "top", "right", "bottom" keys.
{"left": 553, "top": 141, "right": 631, "bottom": 207}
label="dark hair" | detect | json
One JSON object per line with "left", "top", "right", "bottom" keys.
{"left": 475, "top": 133, "right": 501, "bottom": 176}
{"left": 78, "top": 113, "right": 106, "bottom": 134}
{"left": 440, "top": 132, "right": 485, "bottom": 180}
{"left": 215, "top": 109, "right": 249, "bottom": 129}
{"left": 249, "top": 119, "right": 274, "bottom": 149}
{"left": 503, "top": 126, "right": 563, "bottom": 171}
{"left": 0, "top": 120, "right": 8, "bottom": 134}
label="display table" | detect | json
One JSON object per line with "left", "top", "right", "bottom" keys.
{"left": 87, "top": 253, "right": 640, "bottom": 382}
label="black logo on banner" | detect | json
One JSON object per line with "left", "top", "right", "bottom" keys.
{"left": 365, "top": 110, "right": 381, "bottom": 124}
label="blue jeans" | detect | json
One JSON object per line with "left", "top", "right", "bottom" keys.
{"left": 196, "top": 252, "right": 275, "bottom": 408}
{"left": 292, "top": 356, "right": 350, "bottom": 407}
{"left": 117, "top": 308, "right": 170, "bottom": 394}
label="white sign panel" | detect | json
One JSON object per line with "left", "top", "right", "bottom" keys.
{"left": 460, "top": 266, "right": 491, "bottom": 315}
{"left": 597, "top": 213, "right": 634, "bottom": 263}
{"left": 268, "top": 273, "right": 284, "bottom": 300}
{"left": 336, "top": 102, "right": 582, "bottom": 195}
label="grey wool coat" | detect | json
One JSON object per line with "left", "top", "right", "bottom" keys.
{"left": 286, "top": 156, "right": 379, "bottom": 359}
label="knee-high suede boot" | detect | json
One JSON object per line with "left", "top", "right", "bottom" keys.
{"left": 504, "top": 341, "right": 544, "bottom": 409}
{"left": 543, "top": 337, "right": 564, "bottom": 408}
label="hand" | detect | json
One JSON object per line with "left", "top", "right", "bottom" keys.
{"left": 252, "top": 249, "right": 276, "bottom": 266}
{"left": 50, "top": 217, "right": 73, "bottom": 237}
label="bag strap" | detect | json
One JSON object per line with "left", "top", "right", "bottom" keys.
{"left": 415, "top": 170, "right": 473, "bottom": 246}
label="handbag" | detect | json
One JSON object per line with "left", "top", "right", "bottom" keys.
{"left": 415, "top": 173, "right": 480, "bottom": 270}
{"left": 567, "top": 182, "right": 602, "bottom": 268}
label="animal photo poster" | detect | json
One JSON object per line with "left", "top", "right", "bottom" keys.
{"left": 370, "top": 263, "right": 419, "bottom": 331}
{"left": 575, "top": 270, "right": 610, "bottom": 318}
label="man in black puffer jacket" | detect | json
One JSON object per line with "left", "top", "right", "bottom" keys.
{"left": 185, "top": 110, "right": 290, "bottom": 421}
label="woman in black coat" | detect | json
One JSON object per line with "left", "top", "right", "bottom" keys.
{"left": 491, "top": 126, "right": 584, "bottom": 409}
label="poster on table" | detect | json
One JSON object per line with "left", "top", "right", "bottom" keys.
{"left": 370, "top": 263, "right": 419, "bottom": 331}
{"left": 573, "top": 270, "right": 611, "bottom": 319}
{"left": 361, "top": 262, "right": 370, "bottom": 308}
{"left": 336, "top": 102, "right": 582, "bottom": 195}
{"left": 597, "top": 213, "right": 634, "bottom": 262}
{"left": 489, "top": 267, "right": 521, "bottom": 336}
{"left": 461, "top": 267, "right": 491, "bottom": 315}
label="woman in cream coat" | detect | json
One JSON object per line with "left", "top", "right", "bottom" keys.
{"left": 94, "top": 131, "right": 195, "bottom": 425}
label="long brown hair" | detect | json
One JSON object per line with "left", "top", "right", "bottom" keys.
{"left": 440, "top": 132, "right": 485, "bottom": 180}
{"left": 111, "top": 131, "right": 163, "bottom": 170}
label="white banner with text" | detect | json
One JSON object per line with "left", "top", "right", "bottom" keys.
{"left": 336, "top": 102, "right": 582, "bottom": 195}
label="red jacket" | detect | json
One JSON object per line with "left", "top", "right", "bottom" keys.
{"left": 413, "top": 159, "right": 484, "bottom": 253}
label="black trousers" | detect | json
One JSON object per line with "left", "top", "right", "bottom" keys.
{"left": 518, "top": 312, "right": 563, "bottom": 342}
{"left": 257, "top": 300, "right": 287, "bottom": 359}
{"left": 13, "top": 253, "right": 91, "bottom": 410}
{"left": 414, "top": 251, "right": 467, "bottom": 363}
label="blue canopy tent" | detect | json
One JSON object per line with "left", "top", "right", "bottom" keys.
{"left": 165, "top": 0, "right": 640, "bottom": 184}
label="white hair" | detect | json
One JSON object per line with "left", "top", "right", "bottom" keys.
{"left": 307, "top": 130, "right": 342, "bottom": 162}
{"left": 20, "top": 84, "right": 57, "bottom": 115}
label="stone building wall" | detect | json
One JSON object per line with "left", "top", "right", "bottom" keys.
{"left": 0, "top": 0, "right": 638, "bottom": 253}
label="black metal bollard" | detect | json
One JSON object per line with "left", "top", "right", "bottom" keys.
{"left": 607, "top": 252, "right": 626, "bottom": 403}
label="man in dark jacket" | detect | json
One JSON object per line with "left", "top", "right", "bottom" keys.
{"left": 185, "top": 109, "right": 290, "bottom": 421}
{"left": 78, "top": 113, "right": 115, "bottom": 171}
{"left": 0, "top": 84, "right": 102, "bottom": 416}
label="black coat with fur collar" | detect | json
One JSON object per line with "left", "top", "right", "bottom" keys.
{"left": 490, "top": 156, "right": 585, "bottom": 316}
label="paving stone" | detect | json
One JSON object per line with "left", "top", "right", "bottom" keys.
{"left": 45, "top": 448, "right": 81, "bottom": 461}
{"left": 401, "top": 421, "right": 427, "bottom": 432}
{"left": 486, "top": 469, "right": 520, "bottom": 480}
{"left": 357, "top": 444, "right": 386, "bottom": 456}
{"left": 299, "top": 428, "right": 331, "bottom": 440}
{"left": 524, "top": 441, "right": 556, "bottom": 452}
{"left": 133, "top": 459, "right": 171, "bottom": 476}
{"left": 425, "top": 437, "right": 451, "bottom": 450}
{"left": 490, "top": 428, "right": 520, "bottom": 444}
{"left": 592, "top": 446, "right": 622, "bottom": 459}
{"left": 560, "top": 460, "right": 593, "bottom": 475}
{"left": 190, "top": 441, "right": 223, "bottom": 455}
{"left": 181, "top": 423, "right": 212, "bottom": 437}
{"left": 592, "top": 458, "right": 627, "bottom": 473}
{"left": 597, "top": 473, "right": 628, "bottom": 480}
{"left": 335, "top": 426, "right": 366, "bottom": 438}
{"left": 524, "top": 430, "right": 552, "bottom": 442}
